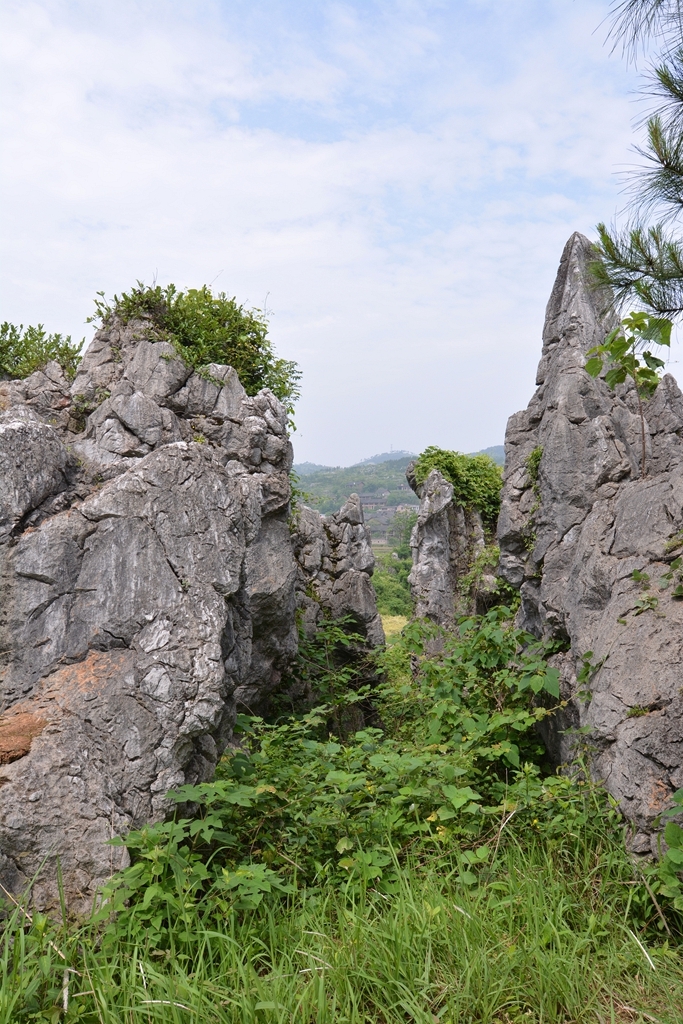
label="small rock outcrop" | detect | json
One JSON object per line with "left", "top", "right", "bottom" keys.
{"left": 0, "top": 317, "right": 299, "bottom": 910}
{"left": 406, "top": 465, "right": 496, "bottom": 626}
{"left": 498, "top": 232, "right": 683, "bottom": 851}
{"left": 289, "top": 496, "right": 384, "bottom": 726}
{"left": 292, "top": 495, "right": 384, "bottom": 645}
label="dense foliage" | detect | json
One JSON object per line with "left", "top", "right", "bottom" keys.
{"left": 0, "top": 322, "right": 81, "bottom": 381}
{"left": 413, "top": 446, "right": 503, "bottom": 527}
{"left": 92, "top": 609, "right": 561, "bottom": 938}
{"left": 372, "top": 549, "right": 414, "bottom": 616}
{"left": 90, "top": 283, "right": 301, "bottom": 413}
{"left": 3, "top": 611, "right": 683, "bottom": 1019}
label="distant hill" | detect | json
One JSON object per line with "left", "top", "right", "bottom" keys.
{"left": 353, "top": 450, "right": 416, "bottom": 466}
{"left": 293, "top": 445, "right": 505, "bottom": 536}
{"left": 293, "top": 461, "right": 336, "bottom": 476}
{"left": 295, "top": 456, "right": 417, "bottom": 519}
{"left": 476, "top": 445, "right": 504, "bottom": 466}
{"left": 294, "top": 445, "right": 504, "bottom": 478}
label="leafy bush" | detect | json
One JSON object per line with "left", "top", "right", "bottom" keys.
{"left": 93, "top": 609, "right": 574, "bottom": 945}
{"left": 413, "top": 446, "right": 502, "bottom": 527}
{"left": 526, "top": 445, "right": 543, "bottom": 487}
{"left": 0, "top": 322, "right": 82, "bottom": 381}
{"left": 90, "top": 283, "right": 301, "bottom": 413}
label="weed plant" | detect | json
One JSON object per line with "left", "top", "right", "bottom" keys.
{"left": 3, "top": 613, "right": 683, "bottom": 1021}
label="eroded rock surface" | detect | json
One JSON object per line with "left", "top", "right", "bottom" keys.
{"left": 0, "top": 317, "right": 298, "bottom": 910}
{"left": 289, "top": 495, "right": 384, "bottom": 718}
{"left": 406, "top": 466, "right": 496, "bottom": 626}
{"left": 292, "top": 495, "right": 384, "bottom": 646}
{"left": 498, "top": 232, "right": 683, "bottom": 850}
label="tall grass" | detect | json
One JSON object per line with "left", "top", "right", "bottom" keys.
{"left": 3, "top": 829, "right": 683, "bottom": 1023}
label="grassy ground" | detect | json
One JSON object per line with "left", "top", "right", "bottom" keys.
{"left": 380, "top": 614, "right": 408, "bottom": 637}
{"left": 3, "top": 835, "right": 683, "bottom": 1022}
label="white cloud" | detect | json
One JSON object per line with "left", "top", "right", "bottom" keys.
{"left": 0, "top": 0, "right": 646, "bottom": 464}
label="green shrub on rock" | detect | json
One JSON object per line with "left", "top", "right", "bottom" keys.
{"left": 89, "top": 282, "right": 301, "bottom": 414}
{"left": 0, "top": 322, "right": 82, "bottom": 381}
{"left": 413, "top": 446, "right": 502, "bottom": 527}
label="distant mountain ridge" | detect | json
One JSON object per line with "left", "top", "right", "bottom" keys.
{"left": 294, "top": 445, "right": 504, "bottom": 476}
{"left": 354, "top": 450, "right": 416, "bottom": 466}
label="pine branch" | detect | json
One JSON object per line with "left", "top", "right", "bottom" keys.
{"left": 630, "top": 115, "right": 683, "bottom": 216}
{"left": 607, "top": 1, "right": 683, "bottom": 59}
{"left": 591, "top": 221, "right": 683, "bottom": 315}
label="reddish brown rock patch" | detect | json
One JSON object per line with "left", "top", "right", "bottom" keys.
{"left": 0, "top": 711, "right": 48, "bottom": 764}
{"left": 41, "top": 649, "right": 134, "bottom": 705}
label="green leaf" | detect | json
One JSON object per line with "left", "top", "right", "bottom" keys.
{"left": 605, "top": 366, "right": 627, "bottom": 388}
{"left": 664, "top": 821, "right": 683, "bottom": 849}
{"left": 584, "top": 357, "right": 603, "bottom": 377}
{"left": 459, "top": 870, "right": 478, "bottom": 886}
{"left": 610, "top": 337, "right": 631, "bottom": 360}
{"left": 643, "top": 351, "right": 665, "bottom": 371}
{"left": 503, "top": 744, "right": 520, "bottom": 768}
{"left": 336, "top": 837, "right": 354, "bottom": 853}
{"left": 442, "top": 785, "right": 481, "bottom": 808}
{"left": 543, "top": 668, "right": 560, "bottom": 698}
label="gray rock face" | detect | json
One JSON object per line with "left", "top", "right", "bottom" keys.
{"left": 288, "top": 495, "right": 384, "bottom": 725}
{"left": 406, "top": 466, "right": 496, "bottom": 626}
{"left": 498, "top": 232, "right": 683, "bottom": 849}
{"left": 0, "top": 317, "right": 298, "bottom": 910}
{"left": 292, "top": 495, "right": 384, "bottom": 648}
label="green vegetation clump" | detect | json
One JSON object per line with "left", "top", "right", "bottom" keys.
{"left": 90, "top": 283, "right": 301, "bottom": 413}
{"left": 413, "top": 446, "right": 502, "bottom": 527}
{"left": 372, "top": 509, "right": 417, "bottom": 616}
{"left": 372, "top": 551, "right": 413, "bottom": 616}
{"left": 4, "top": 613, "right": 683, "bottom": 1019}
{"left": 0, "top": 322, "right": 82, "bottom": 381}
{"left": 526, "top": 445, "right": 543, "bottom": 488}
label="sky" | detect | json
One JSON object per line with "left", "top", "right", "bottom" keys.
{"left": 0, "top": 0, "right": 658, "bottom": 465}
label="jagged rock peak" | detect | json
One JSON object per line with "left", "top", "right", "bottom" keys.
{"left": 498, "top": 232, "right": 683, "bottom": 852}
